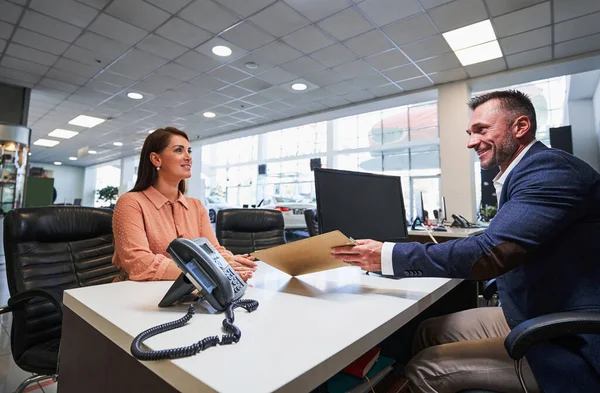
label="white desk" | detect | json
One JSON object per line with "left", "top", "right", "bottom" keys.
{"left": 58, "top": 263, "right": 462, "bottom": 393}
{"left": 408, "top": 227, "right": 485, "bottom": 239}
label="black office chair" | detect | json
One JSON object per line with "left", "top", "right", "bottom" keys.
{"left": 215, "top": 208, "right": 286, "bottom": 255}
{"left": 304, "top": 208, "right": 319, "bottom": 237}
{"left": 0, "top": 206, "right": 120, "bottom": 393}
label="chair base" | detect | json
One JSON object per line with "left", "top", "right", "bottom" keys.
{"left": 15, "top": 373, "right": 56, "bottom": 393}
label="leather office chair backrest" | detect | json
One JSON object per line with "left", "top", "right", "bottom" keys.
{"left": 304, "top": 208, "right": 319, "bottom": 237}
{"left": 3, "top": 207, "right": 119, "bottom": 373}
{"left": 216, "top": 208, "right": 285, "bottom": 255}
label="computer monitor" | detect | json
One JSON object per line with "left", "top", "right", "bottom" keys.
{"left": 441, "top": 196, "right": 447, "bottom": 223}
{"left": 412, "top": 191, "right": 427, "bottom": 229}
{"left": 314, "top": 168, "right": 408, "bottom": 243}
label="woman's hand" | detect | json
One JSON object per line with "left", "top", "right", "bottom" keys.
{"left": 224, "top": 253, "right": 258, "bottom": 282}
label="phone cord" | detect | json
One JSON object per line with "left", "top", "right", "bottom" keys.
{"left": 130, "top": 298, "right": 259, "bottom": 361}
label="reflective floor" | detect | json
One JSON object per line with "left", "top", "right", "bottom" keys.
{"left": 0, "top": 259, "right": 57, "bottom": 393}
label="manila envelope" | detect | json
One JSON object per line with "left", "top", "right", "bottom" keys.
{"left": 251, "top": 230, "right": 356, "bottom": 276}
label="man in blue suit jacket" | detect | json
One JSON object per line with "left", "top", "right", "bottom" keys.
{"left": 332, "top": 90, "right": 600, "bottom": 393}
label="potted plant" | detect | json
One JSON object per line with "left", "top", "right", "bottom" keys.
{"left": 96, "top": 186, "right": 119, "bottom": 207}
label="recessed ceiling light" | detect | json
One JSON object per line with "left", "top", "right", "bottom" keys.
{"left": 28, "top": 152, "right": 32, "bottom": 156}
{"left": 455, "top": 40, "right": 503, "bottom": 66}
{"left": 54, "top": 161, "right": 62, "bottom": 166}
{"left": 48, "top": 129, "right": 79, "bottom": 139}
{"left": 68, "top": 115, "right": 105, "bottom": 128}
{"left": 88, "top": 150, "right": 97, "bottom": 154}
{"left": 212, "top": 45, "right": 232, "bottom": 57}
{"left": 113, "top": 142, "right": 123, "bottom": 147}
{"left": 127, "top": 92, "right": 144, "bottom": 100}
{"left": 69, "top": 156, "right": 77, "bottom": 161}
{"left": 203, "top": 111, "right": 216, "bottom": 118}
{"left": 33, "top": 139, "right": 60, "bottom": 147}
{"left": 291, "top": 83, "right": 307, "bottom": 91}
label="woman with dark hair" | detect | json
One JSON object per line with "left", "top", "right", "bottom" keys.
{"left": 112, "top": 127, "right": 257, "bottom": 281}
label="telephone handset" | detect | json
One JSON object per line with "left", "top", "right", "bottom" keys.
{"left": 451, "top": 214, "right": 473, "bottom": 228}
{"left": 159, "top": 238, "right": 246, "bottom": 311}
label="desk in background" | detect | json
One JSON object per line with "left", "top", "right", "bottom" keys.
{"left": 408, "top": 227, "right": 485, "bottom": 243}
{"left": 57, "top": 262, "right": 468, "bottom": 393}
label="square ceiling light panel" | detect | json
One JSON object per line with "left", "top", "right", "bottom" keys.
{"left": 442, "top": 20, "right": 503, "bottom": 66}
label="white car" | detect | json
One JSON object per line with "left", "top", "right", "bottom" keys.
{"left": 204, "top": 195, "right": 237, "bottom": 223}
{"left": 259, "top": 195, "right": 316, "bottom": 229}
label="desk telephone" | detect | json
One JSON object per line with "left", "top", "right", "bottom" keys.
{"left": 130, "top": 238, "right": 259, "bottom": 361}
{"left": 451, "top": 214, "right": 475, "bottom": 228}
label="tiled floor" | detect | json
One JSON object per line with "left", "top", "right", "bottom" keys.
{"left": 0, "top": 259, "right": 58, "bottom": 393}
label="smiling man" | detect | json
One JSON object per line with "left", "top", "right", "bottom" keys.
{"left": 331, "top": 90, "right": 600, "bottom": 393}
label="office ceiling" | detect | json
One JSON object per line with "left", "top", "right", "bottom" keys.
{"left": 0, "top": 0, "right": 600, "bottom": 166}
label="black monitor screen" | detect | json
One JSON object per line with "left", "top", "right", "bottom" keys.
{"left": 314, "top": 168, "right": 408, "bottom": 242}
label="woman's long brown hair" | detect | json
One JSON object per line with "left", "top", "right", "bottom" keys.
{"left": 130, "top": 127, "right": 190, "bottom": 194}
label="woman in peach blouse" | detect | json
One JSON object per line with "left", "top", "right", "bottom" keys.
{"left": 112, "top": 127, "right": 257, "bottom": 281}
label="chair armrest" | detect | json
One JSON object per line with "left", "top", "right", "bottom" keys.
{"left": 7, "top": 288, "right": 64, "bottom": 318}
{"left": 482, "top": 278, "right": 497, "bottom": 301}
{"left": 504, "top": 311, "right": 600, "bottom": 360}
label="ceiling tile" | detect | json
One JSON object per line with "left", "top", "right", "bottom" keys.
{"left": 554, "top": 32, "right": 600, "bottom": 58}
{"left": 107, "top": 49, "right": 169, "bottom": 79}
{"left": 0, "top": 67, "right": 40, "bottom": 84}
{"left": 46, "top": 67, "right": 91, "bottom": 85}
{"left": 88, "top": 13, "right": 148, "bottom": 45}
{"left": 357, "top": 0, "right": 421, "bottom": 27}
{"left": 175, "top": 51, "right": 220, "bottom": 73}
{"left": 62, "top": 45, "right": 117, "bottom": 67}
{"left": 397, "top": 76, "right": 433, "bottom": 90}
{"left": 75, "top": 32, "right": 130, "bottom": 58}
{"left": 319, "top": 96, "right": 352, "bottom": 107}
{"left": 5, "top": 43, "right": 58, "bottom": 66}
{"left": 429, "top": 0, "right": 487, "bottom": 32}
{"left": 256, "top": 66, "right": 297, "bottom": 84}
{"left": 341, "top": 89, "right": 376, "bottom": 103}
{"left": 428, "top": 67, "right": 467, "bottom": 83}
{"left": 236, "top": 77, "right": 273, "bottom": 92}
{"left": 12, "top": 28, "right": 70, "bottom": 56}
{"left": 382, "top": 13, "right": 438, "bottom": 47}
{"left": 317, "top": 7, "right": 373, "bottom": 41}
{"left": 132, "top": 74, "right": 182, "bottom": 95}
{"left": 39, "top": 77, "right": 80, "bottom": 93}
{"left": 332, "top": 59, "right": 375, "bottom": 79}
{"left": 76, "top": 0, "right": 111, "bottom": 9}
{"left": 0, "top": 21, "right": 13, "bottom": 40}
{"left": 94, "top": 71, "right": 135, "bottom": 87}
{"left": 554, "top": 0, "right": 600, "bottom": 23}
{"left": 325, "top": 80, "right": 362, "bottom": 95}
{"left": 310, "top": 44, "right": 358, "bottom": 67}
{"left": 249, "top": 2, "right": 310, "bottom": 38}
{"left": 55, "top": 57, "right": 102, "bottom": 77}
{"left": 304, "top": 69, "right": 347, "bottom": 86}
{"left": 350, "top": 72, "right": 390, "bottom": 88}
{"left": 499, "top": 26, "right": 551, "bottom": 55}
{"left": 464, "top": 58, "right": 506, "bottom": 77}
{"left": 21, "top": 10, "right": 82, "bottom": 42}
{"left": 156, "top": 18, "right": 212, "bottom": 48}
{"left": 220, "top": 21, "right": 275, "bottom": 51}
{"left": 419, "top": 0, "right": 453, "bottom": 8}
{"left": 136, "top": 34, "right": 188, "bottom": 60}
{"left": 215, "top": 0, "right": 276, "bottom": 18}
{"left": 0, "top": 1, "right": 22, "bottom": 24}
{"left": 282, "top": 25, "right": 336, "bottom": 54}
{"left": 284, "top": 0, "right": 353, "bottom": 22}
{"left": 1, "top": 56, "right": 49, "bottom": 75}
{"left": 416, "top": 52, "right": 461, "bottom": 73}
{"left": 218, "top": 85, "right": 253, "bottom": 99}
{"left": 180, "top": 0, "right": 240, "bottom": 34}
{"left": 493, "top": 2, "right": 551, "bottom": 37}
{"left": 189, "top": 75, "right": 227, "bottom": 90}
{"left": 401, "top": 35, "right": 452, "bottom": 61}
{"left": 252, "top": 40, "right": 302, "bottom": 66}
{"left": 364, "top": 49, "right": 410, "bottom": 71}
{"left": 228, "top": 53, "right": 273, "bottom": 75}
{"left": 155, "top": 63, "right": 199, "bottom": 81}
{"left": 383, "top": 64, "right": 423, "bottom": 82}
{"left": 106, "top": 0, "right": 170, "bottom": 31}
{"left": 145, "top": 0, "right": 192, "bottom": 13}
{"left": 280, "top": 56, "right": 326, "bottom": 77}
{"left": 554, "top": 12, "right": 600, "bottom": 43}
{"left": 485, "top": 0, "right": 545, "bottom": 17}
{"left": 506, "top": 46, "right": 552, "bottom": 68}
{"left": 85, "top": 79, "right": 124, "bottom": 94}
{"left": 241, "top": 94, "right": 272, "bottom": 105}
{"left": 344, "top": 29, "right": 394, "bottom": 57}
{"left": 29, "top": 0, "right": 97, "bottom": 28}
{"left": 208, "top": 65, "right": 251, "bottom": 84}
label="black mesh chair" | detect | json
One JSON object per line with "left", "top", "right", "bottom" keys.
{"left": 0, "top": 207, "right": 119, "bottom": 393}
{"left": 215, "top": 208, "right": 286, "bottom": 255}
{"left": 303, "top": 208, "right": 319, "bottom": 237}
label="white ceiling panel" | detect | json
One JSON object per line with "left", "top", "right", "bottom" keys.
{"left": 93, "top": 71, "right": 135, "bottom": 87}
{"left": 175, "top": 51, "right": 220, "bottom": 73}
{"left": 180, "top": 0, "right": 240, "bottom": 34}
{"left": 464, "top": 57, "right": 506, "bottom": 77}
{"left": 398, "top": 76, "right": 433, "bottom": 91}
{"left": 208, "top": 65, "right": 251, "bottom": 84}
{"left": 0, "top": 21, "right": 13, "bottom": 40}
{"left": 20, "top": 10, "right": 82, "bottom": 42}
{"left": 220, "top": 21, "right": 276, "bottom": 52}
{"left": 236, "top": 77, "right": 273, "bottom": 92}
{"left": 554, "top": 32, "right": 600, "bottom": 58}
{"left": 284, "top": 0, "right": 353, "bottom": 23}
{"left": 218, "top": 85, "right": 253, "bottom": 99}
{"left": 156, "top": 17, "right": 212, "bottom": 48}
{"left": 85, "top": 79, "right": 125, "bottom": 94}
{"left": 428, "top": 67, "right": 467, "bottom": 83}
{"left": 416, "top": 52, "right": 461, "bottom": 73}
{"left": 280, "top": 56, "right": 326, "bottom": 77}
{"left": 282, "top": 25, "right": 336, "bottom": 54}
{"left": 350, "top": 72, "right": 390, "bottom": 89}
{"left": 29, "top": 0, "right": 98, "bottom": 28}
{"left": 256, "top": 66, "right": 297, "bottom": 84}
{"left": 506, "top": 46, "right": 552, "bottom": 68}
{"left": 382, "top": 13, "right": 438, "bottom": 47}
{"left": 317, "top": 7, "right": 373, "bottom": 41}
{"left": 428, "top": 0, "right": 487, "bottom": 32}
{"left": 383, "top": 64, "right": 424, "bottom": 82}
{"left": 46, "top": 67, "right": 90, "bottom": 85}
{"left": 248, "top": 2, "right": 310, "bottom": 38}
{"left": 76, "top": 0, "right": 111, "bottom": 9}
{"left": 554, "top": 12, "right": 600, "bottom": 43}
{"left": 106, "top": 0, "right": 170, "bottom": 31}
{"left": 106, "top": 49, "right": 168, "bottom": 79}
{"left": 344, "top": 29, "right": 394, "bottom": 57}
{"left": 499, "top": 27, "right": 551, "bottom": 55}
{"left": 75, "top": 32, "right": 129, "bottom": 58}
{"left": 132, "top": 74, "right": 182, "bottom": 95}
{"left": 485, "top": 0, "right": 545, "bottom": 17}
{"left": 155, "top": 63, "right": 199, "bottom": 81}
{"left": 304, "top": 69, "right": 347, "bottom": 86}
{"left": 62, "top": 44, "right": 117, "bottom": 67}
{"left": 55, "top": 57, "right": 102, "bottom": 78}
{"left": 419, "top": 0, "right": 454, "bottom": 9}
{"left": 400, "top": 35, "right": 452, "bottom": 61}
{"left": 88, "top": 13, "right": 148, "bottom": 45}
{"left": 251, "top": 40, "right": 302, "bottom": 66}
{"left": 0, "top": 39, "right": 5, "bottom": 53}
{"left": 553, "top": 0, "right": 600, "bottom": 23}
{"left": 12, "top": 28, "right": 70, "bottom": 56}
{"left": 216, "top": 0, "right": 276, "bottom": 18}
{"left": 319, "top": 96, "right": 352, "bottom": 107}
{"left": 136, "top": 34, "right": 188, "bottom": 60}
{"left": 0, "top": 1, "right": 22, "bottom": 24}
{"left": 5, "top": 43, "right": 58, "bottom": 66}
{"left": 0, "top": 66, "right": 40, "bottom": 84}
{"left": 189, "top": 75, "right": 228, "bottom": 91}
{"left": 493, "top": 2, "right": 551, "bottom": 38}
{"left": 310, "top": 43, "right": 358, "bottom": 67}
{"left": 332, "top": 59, "right": 375, "bottom": 79}
{"left": 1, "top": 56, "right": 47, "bottom": 76}
{"left": 357, "top": 0, "right": 421, "bottom": 27}
{"left": 364, "top": 49, "right": 410, "bottom": 71}
{"left": 38, "top": 77, "right": 80, "bottom": 93}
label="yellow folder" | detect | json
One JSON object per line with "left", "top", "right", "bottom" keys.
{"left": 251, "top": 230, "right": 356, "bottom": 276}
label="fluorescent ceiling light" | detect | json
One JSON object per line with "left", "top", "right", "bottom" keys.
{"left": 203, "top": 111, "right": 216, "bottom": 118}
{"left": 28, "top": 152, "right": 32, "bottom": 156}
{"left": 68, "top": 115, "right": 105, "bottom": 128}
{"left": 69, "top": 156, "right": 77, "bottom": 161}
{"left": 54, "top": 161, "right": 62, "bottom": 166}
{"left": 442, "top": 20, "right": 497, "bottom": 51}
{"left": 455, "top": 40, "right": 503, "bottom": 66}
{"left": 291, "top": 83, "right": 307, "bottom": 91}
{"left": 113, "top": 142, "right": 123, "bottom": 146}
{"left": 212, "top": 45, "right": 232, "bottom": 57}
{"left": 33, "top": 139, "right": 60, "bottom": 147}
{"left": 127, "top": 92, "right": 144, "bottom": 100}
{"left": 88, "top": 150, "right": 97, "bottom": 154}
{"left": 48, "top": 129, "right": 79, "bottom": 139}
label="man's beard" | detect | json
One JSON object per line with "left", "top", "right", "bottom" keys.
{"left": 483, "top": 136, "right": 519, "bottom": 170}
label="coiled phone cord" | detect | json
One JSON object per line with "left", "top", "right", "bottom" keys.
{"left": 130, "top": 298, "right": 259, "bottom": 361}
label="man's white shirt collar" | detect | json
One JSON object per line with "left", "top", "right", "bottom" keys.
{"left": 493, "top": 139, "right": 537, "bottom": 203}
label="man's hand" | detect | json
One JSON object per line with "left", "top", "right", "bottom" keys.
{"left": 331, "top": 239, "right": 383, "bottom": 272}
{"left": 217, "top": 246, "right": 258, "bottom": 281}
